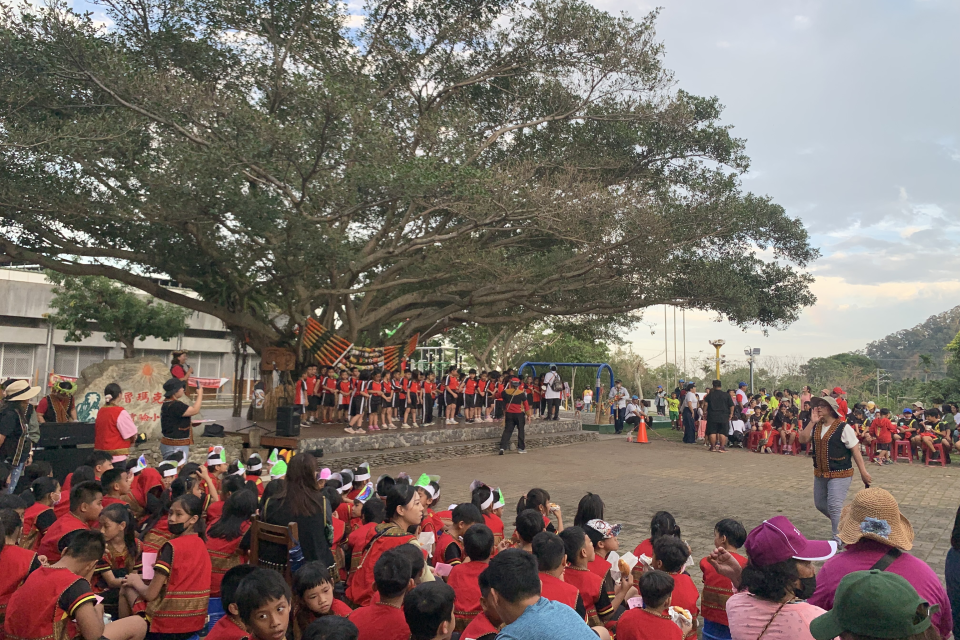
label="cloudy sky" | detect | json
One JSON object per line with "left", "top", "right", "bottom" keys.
{"left": 597, "top": 0, "right": 960, "bottom": 366}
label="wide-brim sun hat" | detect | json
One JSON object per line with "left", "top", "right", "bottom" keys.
{"left": 837, "top": 487, "right": 914, "bottom": 550}
{"left": 809, "top": 396, "right": 841, "bottom": 418}
{"left": 3, "top": 380, "right": 41, "bottom": 402}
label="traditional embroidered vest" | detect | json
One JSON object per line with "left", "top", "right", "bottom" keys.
{"left": 206, "top": 523, "right": 250, "bottom": 597}
{"left": 41, "top": 396, "right": 73, "bottom": 423}
{"left": 142, "top": 518, "right": 176, "bottom": 554}
{"left": 700, "top": 552, "right": 746, "bottom": 626}
{"left": 449, "top": 561, "right": 488, "bottom": 631}
{"left": 147, "top": 536, "right": 212, "bottom": 633}
{"left": 94, "top": 406, "right": 131, "bottom": 454}
{"left": 20, "top": 502, "right": 54, "bottom": 551}
{"left": 347, "top": 522, "right": 377, "bottom": 575}
{"left": 482, "top": 513, "right": 504, "bottom": 550}
{"left": 345, "top": 523, "right": 414, "bottom": 607}
{"left": 4, "top": 567, "right": 87, "bottom": 640}
{"left": 433, "top": 531, "right": 463, "bottom": 567}
{"left": 812, "top": 419, "right": 854, "bottom": 479}
{"left": 0, "top": 545, "right": 37, "bottom": 632}
{"left": 36, "top": 513, "right": 88, "bottom": 564}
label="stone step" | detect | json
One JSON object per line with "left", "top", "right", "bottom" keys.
{"left": 320, "top": 429, "right": 599, "bottom": 469}
{"left": 298, "top": 418, "right": 585, "bottom": 457}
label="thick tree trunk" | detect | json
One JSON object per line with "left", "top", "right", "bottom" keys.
{"left": 122, "top": 341, "right": 136, "bottom": 359}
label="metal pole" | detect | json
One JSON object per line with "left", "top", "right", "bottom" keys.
{"left": 664, "top": 304, "right": 669, "bottom": 379}
{"left": 877, "top": 368, "right": 880, "bottom": 399}
{"left": 673, "top": 306, "right": 678, "bottom": 385}
{"left": 682, "top": 308, "right": 686, "bottom": 380}
{"left": 749, "top": 357, "right": 754, "bottom": 395}
{"left": 43, "top": 315, "right": 54, "bottom": 387}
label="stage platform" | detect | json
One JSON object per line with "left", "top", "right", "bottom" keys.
{"left": 207, "top": 412, "right": 598, "bottom": 468}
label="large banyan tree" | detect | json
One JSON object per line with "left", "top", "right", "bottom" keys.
{"left": 0, "top": 0, "right": 817, "bottom": 359}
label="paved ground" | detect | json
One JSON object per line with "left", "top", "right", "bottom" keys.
{"left": 376, "top": 427, "right": 960, "bottom": 587}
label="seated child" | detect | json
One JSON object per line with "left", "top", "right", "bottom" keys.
{"left": 447, "top": 523, "right": 494, "bottom": 630}
{"left": 513, "top": 509, "right": 545, "bottom": 553}
{"left": 779, "top": 409, "right": 798, "bottom": 454}
{"left": 207, "top": 489, "right": 258, "bottom": 596}
{"left": 460, "top": 570, "right": 501, "bottom": 640}
{"left": 37, "top": 481, "right": 103, "bottom": 563}
{"left": 560, "top": 525, "right": 633, "bottom": 626}
{"left": 615, "top": 571, "right": 687, "bottom": 640}
{"left": 348, "top": 548, "right": 413, "bottom": 640}
{"left": 234, "top": 568, "right": 292, "bottom": 640}
{"left": 99, "top": 467, "right": 132, "bottom": 507}
{"left": 293, "top": 561, "right": 354, "bottom": 639}
{"left": 302, "top": 617, "right": 359, "bottom": 640}
{"left": 5, "top": 529, "right": 148, "bottom": 640}
{"left": 402, "top": 581, "right": 456, "bottom": 640}
{"left": 95, "top": 503, "right": 142, "bottom": 619}
{"left": 652, "top": 537, "right": 699, "bottom": 640}
{"left": 206, "top": 564, "right": 258, "bottom": 640}
{"left": 531, "top": 531, "right": 587, "bottom": 620}
{"left": 699, "top": 519, "right": 748, "bottom": 639}
{"left": 757, "top": 420, "right": 775, "bottom": 453}
{"left": 434, "top": 503, "right": 483, "bottom": 566}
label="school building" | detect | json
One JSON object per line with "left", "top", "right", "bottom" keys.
{"left": 0, "top": 267, "right": 259, "bottom": 400}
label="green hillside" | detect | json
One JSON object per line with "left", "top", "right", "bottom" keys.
{"left": 865, "top": 306, "right": 960, "bottom": 380}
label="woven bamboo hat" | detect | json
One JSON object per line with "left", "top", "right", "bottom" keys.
{"left": 838, "top": 488, "right": 914, "bottom": 550}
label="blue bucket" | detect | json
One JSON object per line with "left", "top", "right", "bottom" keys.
{"left": 701, "top": 620, "right": 732, "bottom": 640}
{"left": 202, "top": 598, "right": 225, "bottom": 636}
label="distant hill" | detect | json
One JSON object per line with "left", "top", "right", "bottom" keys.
{"left": 864, "top": 306, "right": 960, "bottom": 380}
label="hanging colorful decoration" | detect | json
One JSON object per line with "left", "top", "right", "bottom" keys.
{"left": 302, "top": 317, "right": 418, "bottom": 371}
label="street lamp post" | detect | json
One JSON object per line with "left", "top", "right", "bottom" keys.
{"left": 744, "top": 347, "right": 760, "bottom": 394}
{"left": 708, "top": 340, "right": 725, "bottom": 380}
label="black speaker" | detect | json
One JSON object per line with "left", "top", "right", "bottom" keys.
{"left": 32, "top": 446, "right": 94, "bottom": 485}
{"left": 275, "top": 405, "right": 300, "bottom": 437}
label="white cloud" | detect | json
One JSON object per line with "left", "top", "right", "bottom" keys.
{"left": 792, "top": 15, "right": 811, "bottom": 29}
{"left": 345, "top": 14, "right": 364, "bottom": 28}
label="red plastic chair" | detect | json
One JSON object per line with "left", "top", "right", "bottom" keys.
{"left": 865, "top": 441, "right": 877, "bottom": 462}
{"left": 925, "top": 443, "right": 948, "bottom": 467}
{"left": 893, "top": 440, "right": 913, "bottom": 464}
{"left": 747, "top": 431, "right": 762, "bottom": 451}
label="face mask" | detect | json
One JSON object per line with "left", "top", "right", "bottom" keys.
{"left": 168, "top": 521, "right": 188, "bottom": 535}
{"left": 795, "top": 575, "right": 817, "bottom": 600}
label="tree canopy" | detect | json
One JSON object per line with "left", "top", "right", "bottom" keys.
{"left": 0, "top": 0, "right": 817, "bottom": 360}
{"left": 47, "top": 272, "right": 192, "bottom": 358}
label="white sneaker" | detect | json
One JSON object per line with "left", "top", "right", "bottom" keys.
{"left": 401, "top": 423, "right": 411, "bottom": 429}
{"left": 446, "top": 419, "right": 455, "bottom": 425}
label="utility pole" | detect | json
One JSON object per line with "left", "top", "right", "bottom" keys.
{"left": 682, "top": 308, "right": 687, "bottom": 380}
{"left": 744, "top": 347, "right": 760, "bottom": 394}
{"left": 664, "top": 304, "right": 669, "bottom": 381}
{"left": 673, "top": 306, "right": 678, "bottom": 385}
{"left": 709, "top": 340, "right": 725, "bottom": 380}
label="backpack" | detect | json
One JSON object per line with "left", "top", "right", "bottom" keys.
{"left": 549, "top": 372, "right": 564, "bottom": 393}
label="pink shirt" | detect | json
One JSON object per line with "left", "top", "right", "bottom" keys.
{"left": 807, "top": 539, "right": 952, "bottom": 639}
{"left": 725, "top": 592, "right": 832, "bottom": 640}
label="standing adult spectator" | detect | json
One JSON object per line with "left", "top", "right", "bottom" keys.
{"left": 808, "top": 487, "right": 952, "bottom": 639}
{"left": 655, "top": 386, "right": 666, "bottom": 416}
{"left": 0, "top": 380, "right": 40, "bottom": 493}
{"left": 681, "top": 383, "right": 698, "bottom": 444}
{"left": 735, "top": 382, "right": 749, "bottom": 416}
{"left": 160, "top": 378, "right": 203, "bottom": 460}
{"left": 797, "top": 396, "right": 871, "bottom": 544}
{"left": 608, "top": 380, "right": 628, "bottom": 435}
{"left": 94, "top": 383, "right": 139, "bottom": 463}
{"left": 704, "top": 380, "right": 734, "bottom": 453}
{"left": 499, "top": 377, "right": 528, "bottom": 455}
{"left": 800, "top": 385, "right": 812, "bottom": 407}
{"left": 542, "top": 366, "right": 562, "bottom": 421}
{"left": 36, "top": 380, "right": 78, "bottom": 424}
{"left": 170, "top": 350, "right": 193, "bottom": 383}
{"left": 260, "top": 453, "right": 336, "bottom": 578}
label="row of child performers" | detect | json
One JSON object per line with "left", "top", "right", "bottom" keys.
{"left": 294, "top": 366, "right": 553, "bottom": 434}
{"left": 0, "top": 451, "right": 717, "bottom": 640}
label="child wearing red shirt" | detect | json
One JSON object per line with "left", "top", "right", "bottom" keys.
{"left": 616, "top": 571, "right": 688, "bottom": 640}
{"left": 872, "top": 408, "right": 899, "bottom": 465}
{"left": 348, "top": 549, "right": 413, "bottom": 640}
{"left": 291, "top": 562, "right": 352, "bottom": 639}
{"left": 447, "top": 524, "right": 493, "bottom": 630}
{"left": 531, "top": 531, "right": 587, "bottom": 620}
{"left": 560, "top": 525, "right": 633, "bottom": 626}
{"left": 699, "top": 519, "right": 747, "bottom": 639}
{"left": 205, "top": 565, "right": 257, "bottom": 640}
{"left": 652, "top": 536, "right": 699, "bottom": 640}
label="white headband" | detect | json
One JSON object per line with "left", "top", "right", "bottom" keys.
{"left": 247, "top": 462, "right": 262, "bottom": 471}
{"left": 421, "top": 484, "right": 437, "bottom": 500}
{"left": 480, "top": 494, "right": 494, "bottom": 511}
{"left": 355, "top": 471, "right": 371, "bottom": 481}
{"left": 162, "top": 467, "right": 177, "bottom": 478}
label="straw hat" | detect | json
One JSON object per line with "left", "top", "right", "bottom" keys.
{"left": 838, "top": 488, "right": 914, "bottom": 550}
{"left": 3, "top": 380, "right": 41, "bottom": 402}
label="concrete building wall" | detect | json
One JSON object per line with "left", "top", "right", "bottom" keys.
{"left": 0, "top": 268, "right": 260, "bottom": 394}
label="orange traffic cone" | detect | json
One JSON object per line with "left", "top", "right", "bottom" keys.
{"left": 635, "top": 419, "right": 649, "bottom": 444}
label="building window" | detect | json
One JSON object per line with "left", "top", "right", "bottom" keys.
{"left": 53, "top": 346, "right": 109, "bottom": 378}
{"left": 195, "top": 352, "right": 222, "bottom": 379}
{"left": 0, "top": 344, "right": 36, "bottom": 379}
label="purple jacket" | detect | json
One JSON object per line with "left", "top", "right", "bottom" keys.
{"left": 808, "top": 539, "right": 952, "bottom": 638}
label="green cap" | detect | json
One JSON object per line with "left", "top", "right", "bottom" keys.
{"left": 810, "top": 570, "right": 932, "bottom": 640}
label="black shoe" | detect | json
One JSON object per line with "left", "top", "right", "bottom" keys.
{"left": 499, "top": 449, "right": 504, "bottom": 455}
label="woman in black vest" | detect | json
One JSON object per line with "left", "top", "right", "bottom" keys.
{"left": 798, "top": 395, "right": 872, "bottom": 544}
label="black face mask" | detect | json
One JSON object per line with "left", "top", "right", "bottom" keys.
{"left": 795, "top": 575, "right": 817, "bottom": 600}
{"left": 168, "top": 521, "right": 188, "bottom": 535}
